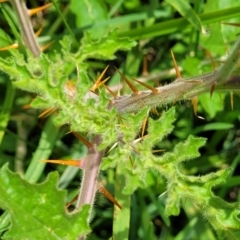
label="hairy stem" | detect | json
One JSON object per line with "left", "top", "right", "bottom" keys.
{"left": 109, "top": 36, "right": 240, "bottom": 113}
{"left": 76, "top": 135, "right": 104, "bottom": 240}
{"left": 76, "top": 135, "right": 104, "bottom": 210}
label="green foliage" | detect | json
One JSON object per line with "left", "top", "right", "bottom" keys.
{"left": 165, "top": 0, "right": 203, "bottom": 31}
{"left": 77, "top": 30, "right": 137, "bottom": 60}
{"left": 0, "top": 1, "right": 240, "bottom": 240}
{"left": 0, "top": 164, "right": 90, "bottom": 239}
{"left": 70, "top": 0, "right": 108, "bottom": 39}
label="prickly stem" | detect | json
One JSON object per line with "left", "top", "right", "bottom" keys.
{"left": 76, "top": 135, "right": 104, "bottom": 213}
{"left": 106, "top": 36, "right": 240, "bottom": 114}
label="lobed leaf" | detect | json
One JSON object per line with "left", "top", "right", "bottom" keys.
{"left": 0, "top": 165, "right": 90, "bottom": 239}
{"left": 77, "top": 30, "right": 137, "bottom": 61}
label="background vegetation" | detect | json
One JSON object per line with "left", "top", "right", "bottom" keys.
{"left": 0, "top": 0, "right": 240, "bottom": 239}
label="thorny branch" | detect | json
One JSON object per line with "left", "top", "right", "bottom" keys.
{"left": 109, "top": 36, "right": 240, "bottom": 113}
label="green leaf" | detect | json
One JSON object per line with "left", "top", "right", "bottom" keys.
{"left": 164, "top": 0, "right": 203, "bottom": 31}
{"left": 200, "top": 23, "right": 225, "bottom": 55}
{"left": 0, "top": 165, "right": 90, "bottom": 239}
{"left": 171, "top": 135, "right": 206, "bottom": 164}
{"left": 104, "top": 108, "right": 176, "bottom": 194}
{"left": 147, "top": 107, "right": 176, "bottom": 144}
{"left": 199, "top": 92, "right": 226, "bottom": 119}
{"left": 0, "top": 80, "right": 15, "bottom": 146}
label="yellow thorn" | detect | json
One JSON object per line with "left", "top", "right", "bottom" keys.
{"left": 91, "top": 65, "right": 109, "bottom": 92}
{"left": 133, "top": 134, "right": 148, "bottom": 144}
{"left": 66, "top": 194, "right": 78, "bottom": 209}
{"left": 0, "top": 28, "right": 53, "bottom": 53}
{"left": 103, "top": 84, "right": 117, "bottom": 98}
{"left": 230, "top": 92, "right": 234, "bottom": 110}
{"left": 97, "top": 182, "right": 123, "bottom": 210}
{"left": 210, "top": 83, "right": 216, "bottom": 98}
{"left": 41, "top": 159, "right": 82, "bottom": 167}
{"left": 117, "top": 81, "right": 121, "bottom": 97}
{"left": 206, "top": 50, "right": 216, "bottom": 71}
{"left": 40, "top": 41, "right": 55, "bottom": 52}
{"left": 27, "top": 3, "right": 52, "bottom": 17}
{"left": 192, "top": 97, "right": 204, "bottom": 120}
{"left": 35, "top": 26, "right": 43, "bottom": 37}
{"left": 38, "top": 108, "right": 56, "bottom": 118}
{"left": 133, "top": 78, "right": 159, "bottom": 93}
{"left": 0, "top": 43, "right": 19, "bottom": 51}
{"left": 141, "top": 109, "right": 150, "bottom": 138}
{"left": 115, "top": 68, "right": 139, "bottom": 94}
{"left": 107, "top": 141, "right": 119, "bottom": 154}
{"left": 92, "top": 76, "right": 110, "bottom": 91}
{"left": 170, "top": 49, "right": 182, "bottom": 78}
{"left": 142, "top": 55, "right": 148, "bottom": 76}
{"left": 72, "top": 132, "right": 93, "bottom": 149}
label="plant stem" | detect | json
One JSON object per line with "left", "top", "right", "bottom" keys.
{"left": 109, "top": 35, "right": 240, "bottom": 113}
{"left": 76, "top": 142, "right": 103, "bottom": 209}
{"left": 10, "top": 0, "right": 41, "bottom": 57}
{"left": 76, "top": 135, "right": 104, "bottom": 240}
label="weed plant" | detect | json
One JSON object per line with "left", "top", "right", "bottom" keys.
{"left": 0, "top": 1, "right": 240, "bottom": 240}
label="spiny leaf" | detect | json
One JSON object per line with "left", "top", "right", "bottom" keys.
{"left": 101, "top": 108, "right": 149, "bottom": 170}
{"left": 0, "top": 164, "right": 90, "bottom": 239}
{"left": 103, "top": 108, "right": 176, "bottom": 194}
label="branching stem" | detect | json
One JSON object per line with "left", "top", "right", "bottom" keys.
{"left": 109, "top": 36, "right": 240, "bottom": 113}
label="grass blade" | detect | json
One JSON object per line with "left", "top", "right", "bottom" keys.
{"left": 0, "top": 80, "right": 15, "bottom": 145}
{"left": 165, "top": 0, "right": 203, "bottom": 32}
